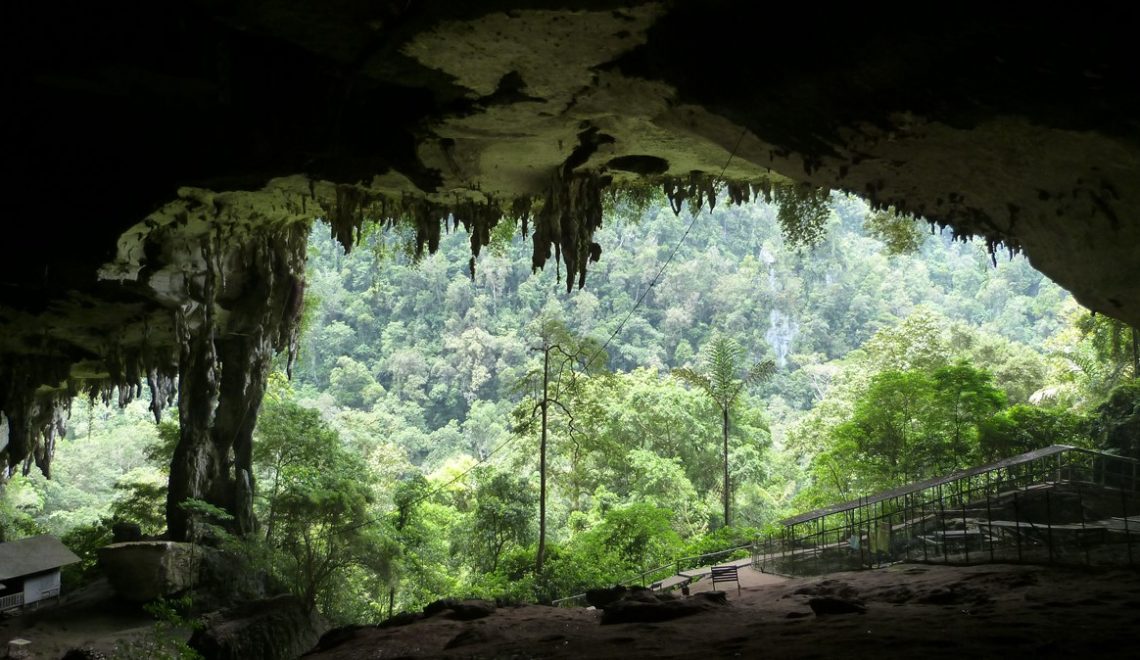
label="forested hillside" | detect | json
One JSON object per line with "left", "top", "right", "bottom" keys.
{"left": 295, "top": 193, "right": 1067, "bottom": 453}
{"left": 4, "top": 192, "right": 1136, "bottom": 624}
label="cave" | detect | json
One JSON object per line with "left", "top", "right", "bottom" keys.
{"left": 1, "top": 1, "right": 1138, "bottom": 650}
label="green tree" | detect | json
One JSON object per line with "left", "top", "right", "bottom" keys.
{"left": 978, "top": 404, "right": 1089, "bottom": 462}
{"left": 252, "top": 397, "right": 379, "bottom": 615}
{"left": 626, "top": 448, "right": 707, "bottom": 536}
{"left": 1076, "top": 313, "right": 1138, "bottom": 385}
{"left": 672, "top": 333, "right": 775, "bottom": 527}
{"left": 835, "top": 369, "right": 934, "bottom": 488}
{"left": 328, "top": 356, "right": 384, "bottom": 409}
{"left": 384, "top": 475, "right": 459, "bottom": 615}
{"left": 513, "top": 317, "right": 605, "bottom": 573}
{"left": 929, "top": 362, "right": 1007, "bottom": 469}
{"left": 590, "top": 502, "right": 681, "bottom": 574}
{"left": 470, "top": 467, "right": 536, "bottom": 572}
{"left": 863, "top": 206, "right": 925, "bottom": 255}
{"left": 815, "top": 362, "right": 1008, "bottom": 498}
{"left": 1090, "top": 380, "right": 1140, "bottom": 459}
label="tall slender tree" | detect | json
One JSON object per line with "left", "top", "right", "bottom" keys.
{"left": 673, "top": 333, "right": 775, "bottom": 527}
{"left": 515, "top": 318, "right": 605, "bottom": 574}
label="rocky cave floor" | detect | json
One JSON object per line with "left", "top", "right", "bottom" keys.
{"left": 310, "top": 563, "right": 1140, "bottom": 660}
{"left": 3, "top": 562, "right": 1139, "bottom": 659}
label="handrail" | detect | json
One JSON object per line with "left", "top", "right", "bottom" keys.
{"left": 551, "top": 542, "right": 752, "bottom": 607}
{"left": 752, "top": 443, "right": 1138, "bottom": 576}
{"left": 0, "top": 592, "right": 24, "bottom": 611}
{"left": 782, "top": 445, "right": 1137, "bottom": 526}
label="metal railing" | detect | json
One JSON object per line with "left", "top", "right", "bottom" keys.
{"left": 752, "top": 445, "right": 1139, "bottom": 577}
{"left": 0, "top": 592, "right": 25, "bottom": 611}
{"left": 551, "top": 543, "right": 752, "bottom": 607}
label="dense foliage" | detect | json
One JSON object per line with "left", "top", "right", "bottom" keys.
{"left": 3, "top": 192, "right": 1135, "bottom": 626}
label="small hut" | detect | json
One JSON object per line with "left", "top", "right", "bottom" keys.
{"left": 0, "top": 535, "right": 80, "bottom": 611}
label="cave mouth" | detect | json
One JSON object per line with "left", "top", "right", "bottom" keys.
{"left": 0, "top": 179, "right": 1081, "bottom": 536}
{"left": 2, "top": 11, "right": 1139, "bottom": 647}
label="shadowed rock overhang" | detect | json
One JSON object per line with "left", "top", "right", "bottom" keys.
{"left": 2, "top": 2, "right": 1138, "bottom": 532}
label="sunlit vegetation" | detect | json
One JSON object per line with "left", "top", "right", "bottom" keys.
{"left": 3, "top": 192, "right": 1135, "bottom": 625}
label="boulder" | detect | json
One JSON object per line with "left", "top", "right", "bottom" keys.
{"left": 422, "top": 597, "right": 460, "bottom": 618}
{"left": 308, "top": 625, "right": 368, "bottom": 654}
{"left": 60, "top": 650, "right": 107, "bottom": 660}
{"left": 98, "top": 541, "right": 201, "bottom": 602}
{"left": 600, "top": 590, "right": 727, "bottom": 624}
{"left": 98, "top": 541, "right": 276, "bottom": 610}
{"left": 378, "top": 611, "right": 419, "bottom": 628}
{"left": 192, "top": 546, "right": 278, "bottom": 613}
{"left": 420, "top": 597, "right": 496, "bottom": 621}
{"left": 189, "top": 594, "right": 324, "bottom": 660}
{"left": 447, "top": 599, "right": 496, "bottom": 621}
{"left": 586, "top": 586, "right": 628, "bottom": 608}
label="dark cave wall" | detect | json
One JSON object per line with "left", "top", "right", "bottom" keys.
{"left": 6, "top": 1, "right": 1138, "bottom": 321}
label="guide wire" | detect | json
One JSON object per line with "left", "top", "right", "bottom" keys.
{"left": 585, "top": 127, "right": 748, "bottom": 370}
{"left": 345, "top": 127, "right": 749, "bottom": 531}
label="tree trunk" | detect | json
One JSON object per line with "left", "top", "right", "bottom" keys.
{"left": 537, "top": 345, "right": 549, "bottom": 574}
{"left": 1132, "top": 326, "right": 1139, "bottom": 378}
{"left": 722, "top": 406, "right": 730, "bottom": 528}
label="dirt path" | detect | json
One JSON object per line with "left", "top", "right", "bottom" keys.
{"left": 0, "top": 580, "right": 172, "bottom": 659}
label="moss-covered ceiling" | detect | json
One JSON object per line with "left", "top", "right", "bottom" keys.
{"left": 2, "top": 1, "right": 1138, "bottom": 513}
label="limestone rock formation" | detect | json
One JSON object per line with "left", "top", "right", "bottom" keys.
{"left": 98, "top": 542, "right": 202, "bottom": 603}
{"left": 99, "top": 540, "right": 274, "bottom": 610}
{"left": 3, "top": 2, "right": 1139, "bottom": 532}
{"left": 189, "top": 594, "right": 324, "bottom": 660}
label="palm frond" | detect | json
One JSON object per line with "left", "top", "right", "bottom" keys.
{"left": 671, "top": 367, "right": 714, "bottom": 397}
{"left": 745, "top": 359, "right": 777, "bottom": 386}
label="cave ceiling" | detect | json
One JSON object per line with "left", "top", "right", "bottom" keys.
{"left": 2, "top": 1, "right": 1139, "bottom": 476}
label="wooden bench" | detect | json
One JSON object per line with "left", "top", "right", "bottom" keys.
{"left": 710, "top": 565, "right": 741, "bottom": 596}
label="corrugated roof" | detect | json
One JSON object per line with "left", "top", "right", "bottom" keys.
{"left": 0, "top": 535, "right": 80, "bottom": 580}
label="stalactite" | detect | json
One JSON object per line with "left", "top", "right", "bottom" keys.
{"left": 0, "top": 357, "right": 73, "bottom": 480}
{"left": 330, "top": 184, "right": 366, "bottom": 253}
{"left": 528, "top": 171, "right": 606, "bottom": 292}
